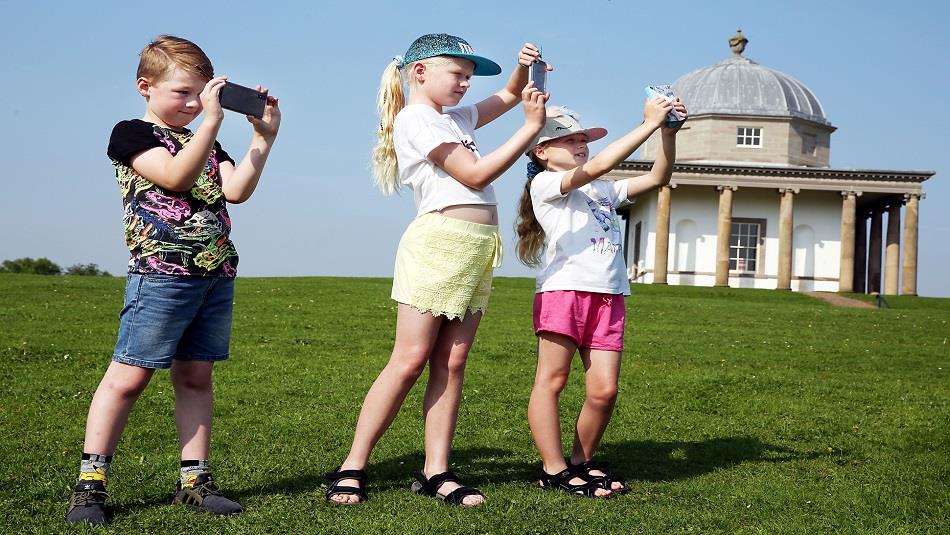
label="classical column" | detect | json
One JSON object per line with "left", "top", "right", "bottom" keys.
{"left": 867, "top": 206, "right": 883, "bottom": 294}
{"left": 901, "top": 193, "right": 921, "bottom": 296}
{"left": 838, "top": 191, "right": 858, "bottom": 293}
{"left": 653, "top": 185, "right": 674, "bottom": 284}
{"left": 854, "top": 211, "right": 868, "bottom": 294}
{"left": 776, "top": 188, "right": 797, "bottom": 291}
{"left": 884, "top": 200, "right": 902, "bottom": 295}
{"left": 715, "top": 185, "right": 736, "bottom": 287}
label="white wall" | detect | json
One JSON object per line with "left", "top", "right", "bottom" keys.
{"left": 627, "top": 185, "right": 844, "bottom": 292}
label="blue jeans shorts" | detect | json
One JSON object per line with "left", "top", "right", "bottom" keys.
{"left": 112, "top": 273, "right": 235, "bottom": 369}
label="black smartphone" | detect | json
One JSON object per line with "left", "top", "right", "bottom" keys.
{"left": 529, "top": 60, "right": 547, "bottom": 94}
{"left": 219, "top": 81, "right": 266, "bottom": 119}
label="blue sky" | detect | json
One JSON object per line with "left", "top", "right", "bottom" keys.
{"left": 2, "top": 0, "right": 948, "bottom": 296}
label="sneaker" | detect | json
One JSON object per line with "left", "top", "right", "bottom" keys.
{"left": 65, "top": 479, "right": 109, "bottom": 526}
{"left": 172, "top": 473, "right": 242, "bottom": 515}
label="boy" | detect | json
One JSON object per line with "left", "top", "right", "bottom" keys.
{"left": 66, "top": 35, "right": 280, "bottom": 526}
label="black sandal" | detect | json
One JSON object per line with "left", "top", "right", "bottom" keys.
{"left": 569, "top": 459, "right": 631, "bottom": 494}
{"left": 539, "top": 467, "right": 613, "bottom": 499}
{"left": 410, "top": 471, "right": 485, "bottom": 507}
{"left": 324, "top": 468, "right": 368, "bottom": 505}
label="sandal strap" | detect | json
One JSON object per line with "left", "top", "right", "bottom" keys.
{"left": 414, "top": 470, "right": 460, "bottom": 495}
{"left": 540, "top": 468, "right": 606, "bottom": 498}
{"left": 324, "top": 467, "right": 368, "bottom": 503}
{"left": 570, "top": 460, "right": 630, "bottom": 492}
{"left": 442, "top": 485, "right": 483, "bottom": 505}
{"left": 324, "top": 468, "right": 366, "bottom": 483}
{"left": 540, "top": 468, "right": 576, "bottom": 487}
{"left": 414, "top": 471, "right": 483, "bottom": 504}
{"left": 424, "top": 471, "right": 459, "bottom": 490}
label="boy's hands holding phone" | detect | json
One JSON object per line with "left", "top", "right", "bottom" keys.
{"left": 214, "top": 80, "right": 281, "bottom": 141}
{"left": 200, "top": 76, "right": 229, "bottom": 126}
{"left": 247, "top": 85, "right": 281, "bottom": 142}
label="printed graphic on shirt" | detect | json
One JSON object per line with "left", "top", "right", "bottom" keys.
{"left": 461, "top": 138, "right": 478, "bottom": 154}
{"left": 585, "top": 194, "right": 622, "bottom": 255}
{"left": 112, "top": 123, "right": 237, "bottom": 276}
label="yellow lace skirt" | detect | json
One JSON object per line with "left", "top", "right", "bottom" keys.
{"left": 391, "top": 212, "right": 502, "bottom": 320}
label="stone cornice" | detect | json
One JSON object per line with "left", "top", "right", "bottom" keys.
{"left": 610, "top": 160, "right": 934, "bottom": 194}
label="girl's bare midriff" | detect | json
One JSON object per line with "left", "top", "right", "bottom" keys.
{"left": 436, "top": 204, "right": 498, "bottom": 226}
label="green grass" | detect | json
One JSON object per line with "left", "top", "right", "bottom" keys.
{"left": 1, "top": 274, "right": 948, "bottom": 534}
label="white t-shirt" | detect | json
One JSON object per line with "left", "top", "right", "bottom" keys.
{"left": 393, "top": 104, "right": 497, "bottom": 215}
{"left": 530, "top": 170, "right": 632, "bottom": 295}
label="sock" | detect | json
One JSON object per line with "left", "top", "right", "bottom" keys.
{"left": 78, "top": 453, "right": 113, "bottom": 483}
{"left": 180, "top": 459, "right": 210, "bottom": 488}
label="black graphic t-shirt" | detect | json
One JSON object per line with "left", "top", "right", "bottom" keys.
{"left": 107, "top": 119, "right": 238, "bottom": 277}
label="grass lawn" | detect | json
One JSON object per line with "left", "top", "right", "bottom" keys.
{"left": 1, "top": 274, "right": 948, "bottom": 534}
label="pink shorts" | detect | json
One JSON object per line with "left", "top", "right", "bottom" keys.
{"left": 533, "top": 290, "right": 626, "bottom": 351}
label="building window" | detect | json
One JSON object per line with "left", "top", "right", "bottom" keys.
{"left": 737, "top": 127, "right": 762, "bottom": 147}
{"left": 802, "top": 133, "right": 817, "bottom": 156}
{"left": 729, "top": 219, "right": 765, "bottom": 272}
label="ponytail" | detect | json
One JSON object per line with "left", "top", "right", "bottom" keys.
{"left": 372, "top": 59, "right": 406, "bottom": 195}
{"left": 515, "top": 159, "right": 546, "bottom": 266}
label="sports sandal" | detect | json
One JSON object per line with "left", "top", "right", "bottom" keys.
{"left": 538, "top": 467, "right": 613, "bottom": 499}
{"left": 410, "top": 471, "right": 485, "bottom": 507}
{"left": 324, "top": 468, "right": 368, "bottom": 505}
{"left": 569, "top": 459, "right": 631, "bottom": 494}
{"left": 172, "top": 473, "right": 243, "bottom": 515}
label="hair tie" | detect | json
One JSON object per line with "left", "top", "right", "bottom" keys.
{"left": 527, "top": 160, "right": 544, "bottom": 179}
{"left": 393, "top": 55, "right": 405, "bottom": 68}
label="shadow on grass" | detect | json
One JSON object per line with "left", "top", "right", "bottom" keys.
{"left": 241, "top": 437, "right": 816, "bottom": 500}
{"left": 599, "top": 436, "right": 818, "bottom": 482}
{"left": 227, "top": 447, "right": 530, "bottom": 502}
{"left": 109, "top": 437, "right": 818, "bottom": 515}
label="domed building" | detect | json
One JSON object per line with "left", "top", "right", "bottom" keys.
{"left": 612, "top": 31, "right": 933, "bottom": 295}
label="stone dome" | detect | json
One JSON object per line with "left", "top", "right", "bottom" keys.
{"left": 672, "top": 32, "right": 831, "bottom": 126}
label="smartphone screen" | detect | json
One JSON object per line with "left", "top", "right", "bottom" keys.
{"left": 529, "top": 60, "right": 547, "bottom": 94}
{"left": 219, "top": 82, "right": 266, "bottom": 119}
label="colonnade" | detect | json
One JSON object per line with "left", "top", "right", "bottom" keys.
{"left": 650, "top": 186, "right": 922, "bottom": 295}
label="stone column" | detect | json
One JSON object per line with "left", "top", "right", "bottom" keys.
{"left": 653, "top": 185, "right": 673, "bottom": 284}
{"left": 776, "top": 188, "right": 797, "bottom": 291}
{"left": 867, "top": 206, "right": 883, "bottom": 294}
{"left": 715, "top": 185, "right": 736, "bottom": 287}
{"left": 838, "top": 191, "right": 858, "bottom": 293}
{"left": 854, "top": 211, "right": 868, "bottom": 294}
{"left": 901, "top": 193, "right": 921, "bottom": 296}
{"left": 884, "top": 200, "right": 902, "bottom": 295}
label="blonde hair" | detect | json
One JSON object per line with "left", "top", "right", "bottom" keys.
{"left": 137, "top": 35, "right": 213, "bottom": 83}
{"left": 371, "top": 56, "right": 456, "bottom": 195}
{"left": 515, "top": 155, "right": 547, "bottom": 266}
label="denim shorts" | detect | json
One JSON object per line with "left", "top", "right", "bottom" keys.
{"left": 112, "top": 273, "right": 235, "bottom": 369}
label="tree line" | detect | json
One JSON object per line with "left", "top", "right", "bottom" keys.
{"left": 0, "top": 257, "right": 112, "bottom": 276}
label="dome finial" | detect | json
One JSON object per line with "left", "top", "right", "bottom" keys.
{"left": 729, "top": 29, "right": 748, "bottom": 56}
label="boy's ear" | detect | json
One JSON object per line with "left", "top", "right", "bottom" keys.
{"left": 136, "top": 77, "right": 151, "bottom": 98}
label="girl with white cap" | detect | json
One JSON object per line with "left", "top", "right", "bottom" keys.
{"left": 515, "top": 99, "right": 686, "bottom": 498}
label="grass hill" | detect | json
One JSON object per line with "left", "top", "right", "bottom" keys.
{"left": 1, "top": 274, "right": 947, "bottom": 533}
